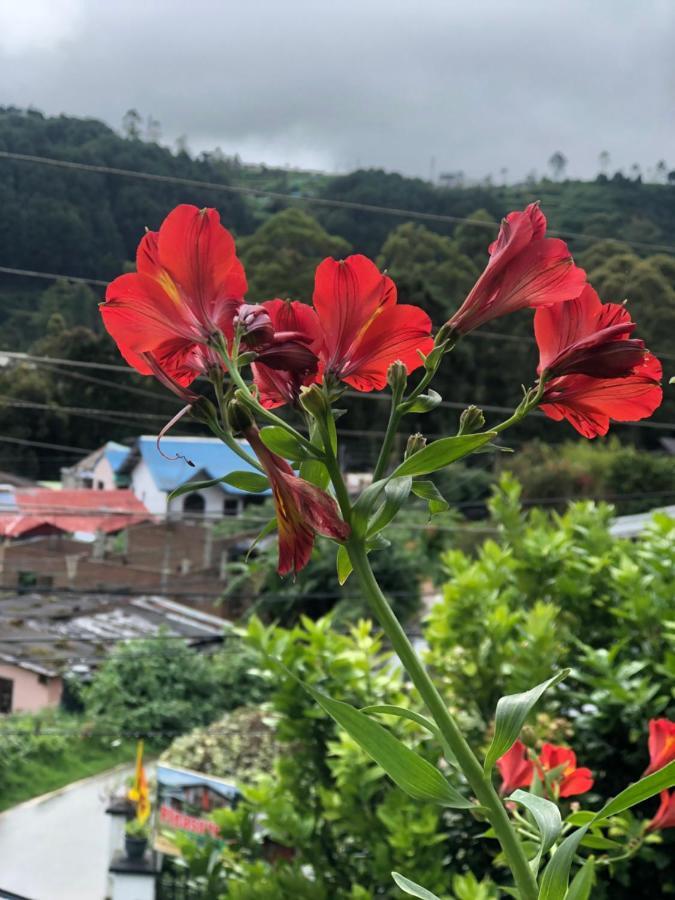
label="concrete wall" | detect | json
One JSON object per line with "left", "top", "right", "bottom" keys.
{"left": 0, "top": 662, "right": 62, "bottom": 713}
{"left": 91, "top": 455, "right": 117, "bottom": 491}
{"left": 130, "top": 459, "right": 168, "bottom": 515}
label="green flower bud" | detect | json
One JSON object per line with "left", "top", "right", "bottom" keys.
{"left": 405, "top": 433, "right": 427, "bottom": 459}
{"left": 227, "top": 398, "right": 255, "bottom": 435}
{"left": 387, "top": 360, "right": 408, "bottom": 399}
{"left": 299, "top": 383, "right": 330, "bottom": 419}
{"left": 458, "top": 405, "right": 485, "bottom": 435}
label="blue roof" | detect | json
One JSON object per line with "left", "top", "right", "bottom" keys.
{"left": 137, "top": 436, "right": 266, "bottom": 495}
{"left": 104, "top": 441, "right": 131, "bottom": 473}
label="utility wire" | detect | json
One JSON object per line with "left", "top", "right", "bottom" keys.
{"left": 2, "top": 149, "right": 675, "bottom": 254}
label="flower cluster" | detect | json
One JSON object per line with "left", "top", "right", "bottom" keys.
{"left": 496, "top": 718, "right": 675, "bottom": 830}
{"left": 100, "top": 202, "right": 663, "bottom": 573}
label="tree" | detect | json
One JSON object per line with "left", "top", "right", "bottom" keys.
{"left": 240, "top": 208, "right": 350, "bottom": 302}
{"left": 598, "top": 150, "right": 611, "bottom": 174}
{"left": 121, "top": 108, "right": 142, "bottom": 140}
{"left": 548, "top": 151, "right": 567, "bottom": 180}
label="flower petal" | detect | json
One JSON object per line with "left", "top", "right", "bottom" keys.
{"left": 559, "top": 767, "right": 594, "bottom": 798}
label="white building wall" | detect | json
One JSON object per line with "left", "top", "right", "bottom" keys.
{"left": 130, "top": 459, "right": 168, "bottom": 515}
{"left": 91, "top": 455, "right": 117, "bottom": 490}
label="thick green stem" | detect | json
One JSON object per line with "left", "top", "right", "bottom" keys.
{"left": 346, "top": 540, "right": 539, "bottom": 900}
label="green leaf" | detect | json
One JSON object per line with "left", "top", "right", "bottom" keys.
{"left": 411, "top": 480, "right": 449, "bottom": 516}
{"left": 537, "top": 826, "right": 589, "bottom": 900}
{"left": 336, "top": 545, "right": 353, "bottom": 585}
{"left": 578, "top": 834, "right": 621, "bottom": 850}
{"left": 400, "top": 389, "right": 442, "bottom": 414}
{"left": 391, "top": 872, "right": 441, "bottom": 900}
{"left": 245, "top": 518, "right": 277, "bottom": 562}
{"left": 259, "top": 426, "right": 319, "bottom": 461}
{"left": 351, "top": 478, "right": 389, "bottom": 536}
{"left": 361, "top": 704, "right": 458, "bottom": 767}
{"left": 368, "top": 477, "right": 413, "bottom": 536}
{"left": 220, "top": 471, "right": 270, "bottom": 492}
{"left": 304, "top": 684, "right": 470, "bottom": 807}
{"left": 509, "top": 790, "right": 562, "bottom": 874}
{"left": 565, "top": 858, "right": 595, "bottom": 900}
{"left": 391, "top": 432, "right": 497, "bottom": 477}
{"left": 483, "top": 670, "right": 570, "bottom": 774}
{"left": 168, "top": 476, "right": 229, "bottom": 501}
{"left": 592, "top": 759, "right": 675, "bottom": 822}
{"left": 300, "top": 419, "right": 331, "bottom": 488}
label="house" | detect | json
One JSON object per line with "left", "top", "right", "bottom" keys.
{"left": 0, "top": 592, "right": 232, "bottom": 714}
{"left": 609, "top": 504, "right": 675, "bottom": 539}
{"left": 118, "top": 435, "right": 267, "bottom": 517}
{"left": 0, "top": 486, "right": 151, "bottom": 540}
{"left": 61, "top": 441, "right": 131, "bottom": 490}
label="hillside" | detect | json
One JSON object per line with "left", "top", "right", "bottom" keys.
{"left": 0, "top": 107, "right": 673, "bottom": 478}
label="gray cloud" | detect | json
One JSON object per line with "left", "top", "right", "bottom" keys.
{"left": 2, "top": 0, "right": 674, "bottom": 180}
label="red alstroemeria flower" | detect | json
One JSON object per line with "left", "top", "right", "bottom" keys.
{"left": 648, "top": 791, "right": 675, "bottom": 831}
{"left": 644, "top": 718, "right": 675, "bottom": 777}
{"left": 539, "top": 353, "right": 663, "bottom": 439}
{"left": 448, "top": 203, "right": 587, "bottom": 335}
{"left": 312, "top": 255, "right": 434, "bottom": 391}
{"left": 251, "top": 299, "right": 323, "bottom": 409}
{"left": 535, "top": 743, "right": 593, "bottom": 798}
{"left": 496, "top": 740, "right": 534, "bottom": 796}
{"left": 101, "top": 204, "right": 247, "bottom": 395}
{"left": 535, "top": 285, "right": 648, "bottom": 379}
{"left": 245, "top": 426, "right": 350, "bottom": 575}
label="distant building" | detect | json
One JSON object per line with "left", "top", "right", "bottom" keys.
{"left": 118, "top": 436, "right": 266, "bottom": 518}
{"left": 62, "top": 436, "right": 266, "bottom": 518}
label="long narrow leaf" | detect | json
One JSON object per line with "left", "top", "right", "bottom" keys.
{"left": 509, "top": 790, "right": 562, "bottom": 875}
{"left": 391, "top": 872, "right": 441, "bottom": 900}
{"left": 537, "top": 826, "right": 589, "bottom": 900}
{"left": 391, "top": 432, "right": 497, "bottom": 477}
{"left": 565, "top": 858, "right": 595, "bottom": 900}
{"left": 368, "top": 477, "right": 413, "bottom": 536}
{"left": 484, "top": 671, "right": 569, "bottom": 774}
{"left": 305, "top": 684, "right": 470, "bottom": 807}
{"left": 592, "top": 759, "right": 675, "bottom": 822}
{"left": 362, "top": 704, "right": 458, "bottom": 767}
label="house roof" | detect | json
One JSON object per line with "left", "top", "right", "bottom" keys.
{"left": 104, "top": 441, "right": 132, "bottom": 473}
{"left": 0, "top": 488, "right": 151, "bottom": 538}
{"left": 0, "top": 592, "right": 231, "bottom": 677}
{"left": 131, "top": 436, "right": 265, "bottom": 496}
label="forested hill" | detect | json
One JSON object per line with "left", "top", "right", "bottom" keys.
{"left": 0, "top": 106, "right": 674, "bottom": 477}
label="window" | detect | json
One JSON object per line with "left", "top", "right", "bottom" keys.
{"left": 0, "top": 677, "right": 13, "bottom": 714}
{"left": 183, "top": 493, "right": 206, "bottom": 516}
{"left": 97, "top": 480, "right": 105, "bottom": 490}
{"left": 223, "top": 498, "right": 239, "bottom": 517}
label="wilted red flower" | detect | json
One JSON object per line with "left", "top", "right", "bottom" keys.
{"left": 245, "top": 426, "right": 350, "bottom": 575}
{"left": 234, "top": 304, "right": 275, "bottom": 348}
{"left": 312, "top": 255, "right": 434, "bottom": 391}
{"left": 496, "top": 740, "right": 534, "bottom": 796}
{"left": 101, "top": 205, "right": 247, "bottom": 395}
{"left": 448, "top": 203, "right": 586, "bottom": 335}
{"left": 535, "top": 743, "right": 593, "bottom": 798}
{"left": 251, "top": 299, "right": 323, "bottom": 409}
{"left": 643, "top": 718, "right": 675, "bottom": 777}
{"left": 539, "top": 353, "right": 663, "bottom": 439}
{"left": 648, "top": 791, "right": 675, "bottom": 831}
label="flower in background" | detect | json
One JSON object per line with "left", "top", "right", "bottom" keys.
{"left": 101, "top": 205, "right": 247, "bottom": 396}
{"left": 648, "top": 791, "right": 675, "bottom": 831}
{"left": 250, "top": 299, "right": 323, "bottom": 409}
{"left": 447, "top": 203, "right": 586, "bottom": 335}
{"left": 535, "top": 743, "right": 594, "bottom": 798}
{"left": 312, "top": 255, "right": 434, "bottom": 391}
{"left": 535, "top": 283, "right": 663, "bottom": 438}
{"left": 245, "top": 425, "right": 350, "bottom": 575}
{"left": 643, "top": 718, "right": 675, "bottom": 777}
{"left": 497, "top": 740, "right": 534, "bottom": 796}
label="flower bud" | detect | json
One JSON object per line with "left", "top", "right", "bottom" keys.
{"left": 299, "top": 383, "right": 330, "bottom": 419}
{"left": 234, "top": 304, "right": 274, "bottom": 348}
{"left": 458, "top": 405, "right": 485, "bottom": 435}
{"left": 226, "top": 398, "right": 255, "bottom": 435}
{"left": 405, "top": 433, "right": 426, "bottom": 459}
{"left": 387, "top": 360, "right": 408, "bottom": 399}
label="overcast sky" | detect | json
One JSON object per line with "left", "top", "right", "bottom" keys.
{"left": 1, "top": 0, "right": 674, "bottom": 182}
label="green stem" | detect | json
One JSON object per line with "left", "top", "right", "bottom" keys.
{"left": 372, "top": 365, "right": 438, "bottom": 481}
{"left": 346, "top": 540, "right": 539, "bottom": 900}
{"left": 491, "top": 379, "right": 547, "bottom": 436}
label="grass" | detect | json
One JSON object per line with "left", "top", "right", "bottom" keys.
{"left": 0, "top": 711, "right": 139, "bottom": 812}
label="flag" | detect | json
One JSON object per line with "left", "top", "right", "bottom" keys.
{"left": 128, "top": 740, "right": 150, "bottom": 824}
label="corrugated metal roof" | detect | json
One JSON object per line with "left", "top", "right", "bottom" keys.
{"left": 103, "top": 441, "right": 131, "bottom": 473}
{"left": 0, "top": 489, "right": 151, "bottom": 538}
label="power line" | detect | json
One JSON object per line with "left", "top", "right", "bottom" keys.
{"left": 2, "top": 148, "right": 675, "bottom": 254}
{"left": 0, "top": 435, "right": 93, "bottom": 454}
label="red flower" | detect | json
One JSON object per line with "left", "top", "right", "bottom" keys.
{"left": 496, "top": 740, "right": 534, "bottom": 796}
{"left": 448, "top": 204, "right": 586, "bottom": 335}
{"left": 539, "top": 353, "right": 663, "bottom": 439}
{"left": 245, "top": 426, "right": 350, "bottom": 575}
{"left": 644, "top": 718, "right": 675, "bottom": 777}
{"left": 312, "top": 255, "right": 434, "bottom": 391}
{"left": 251, "top": 299, "right": 323, "bottom": 409}
{"left": 101, "top": 205, "right": 247, "bottom": 393}
{"left": 535, "top": 285, "right": 648, "bottom": 379}
{"left": 648, "top": 791, "right": 675, "bottom": 831}
{"left": 535, "top": 743, "right": 593, "bottom": 798}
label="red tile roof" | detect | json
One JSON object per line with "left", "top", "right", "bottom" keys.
{"left": 0, "top": 489, "right": 152, "bottom": 538}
